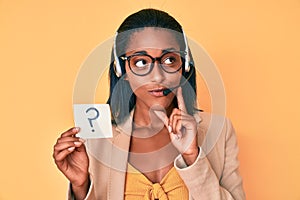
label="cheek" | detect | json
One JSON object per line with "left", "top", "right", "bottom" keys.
{"left": 127, "top": 77, "right": 144, "bottom": 93}
{"left": 166, "top": 70, "right": 182, "bottom": 87}
{"left": 124, "top": 73, "right": 145, "bottom": 94}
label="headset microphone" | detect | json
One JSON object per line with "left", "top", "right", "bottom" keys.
{"left": 163, "top": 85, "right": 181, "bottom": 96}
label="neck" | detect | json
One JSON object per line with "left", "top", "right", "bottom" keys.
{"left": 133, "top": 101, "right": 174, "bottom": 127}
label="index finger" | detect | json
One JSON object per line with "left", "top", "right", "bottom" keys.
{"left": 60, "top": 127, "right": 80, "bottom": 138}
{"left": 176, "top": 87, "right": 187, "bottom": 112}
{"left": 153, "top": 110, "right": 169, "bottom": 128}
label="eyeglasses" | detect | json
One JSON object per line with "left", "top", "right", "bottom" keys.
{"left": 121, "top": 50, "right": 186, "bottom": 76}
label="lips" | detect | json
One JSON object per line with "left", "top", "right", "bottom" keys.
{"left": 148, "top": 87, "right": 168, "bottom": 97}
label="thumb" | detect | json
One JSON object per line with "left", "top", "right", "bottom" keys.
{"left": 75, "top": 140, "right": 87, "bottom": 152}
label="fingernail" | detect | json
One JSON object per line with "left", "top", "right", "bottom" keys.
{"left": 68, "top": 146, "right": 75, "bottom": 151}
{"left": 74, "top": 141, "right": 82, "bottom": 146}
{"left": 174, "top": 133, "right": 180, "bottom": 140}
{"left": 168, "top": 125, "right": 172, "bottom": 133}
{"left": 73, "top": 127, "right": 80, "bottom": 132}
{"left": 79, "top": 138, "right": 85, "bottom": 143}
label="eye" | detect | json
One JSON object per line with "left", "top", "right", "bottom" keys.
{"left": 135, "top": 59, "right": 149, "bottom": 68}
{"left": 163, "top": 56, "right": 176, "bottom": 65}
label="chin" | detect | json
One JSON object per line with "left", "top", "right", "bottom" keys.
{"left": 147, "top": 97, "right": 175, "bottom": 110}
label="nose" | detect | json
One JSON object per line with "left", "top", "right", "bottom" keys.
{"left": 149, "top": 62, "right": 166, "bottom": 83}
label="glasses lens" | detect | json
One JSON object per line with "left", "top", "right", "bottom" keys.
{"left": 161, "top": 52, "right": 182, "bottom": 73}
{"left": 129, "top": 55, "right": 152, "bottom": 75}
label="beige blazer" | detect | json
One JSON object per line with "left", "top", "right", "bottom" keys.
{"left": 68, "top": 112, "right": 246, "bottom": 200}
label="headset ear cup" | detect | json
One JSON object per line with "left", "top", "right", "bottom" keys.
{"left": 185, "top": 64, "right": 191, "bottom": 72}
{"left": 114, "top": 60, "right": 122, "bottom": 77}
{"left": 114, "top": 32, "right": 122, "bottom": 77}
{"left": 184, "top": 52, "right": 190, "bottom": 72}
{"left": 182, "top": 30, "right": 190, "bottom": 73}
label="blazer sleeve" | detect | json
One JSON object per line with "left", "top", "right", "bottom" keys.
{"left": 67, "top": 175, "right": 97, "bottom": 200}
{"left": 174, "top": 118, "right": 246, "bottom": 200}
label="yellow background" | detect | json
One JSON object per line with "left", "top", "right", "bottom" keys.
{"left": 1, "top": 0, "right": 300, "bottom": 199}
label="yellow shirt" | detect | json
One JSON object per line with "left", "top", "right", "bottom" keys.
{"left": 124, "top": 163, "right": 189, "bottom": 200}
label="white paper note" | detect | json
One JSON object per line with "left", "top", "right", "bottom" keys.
{"left": 73, "top": 104, "right": 113, "bottom": 139}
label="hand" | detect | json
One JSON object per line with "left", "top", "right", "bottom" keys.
{"left": 154, "top": 87, "right": 199, "bottom": 165}
{"left": 53, "top": 127, "right": 89, "bottom": 189}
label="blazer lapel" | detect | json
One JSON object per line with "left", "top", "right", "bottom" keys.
{"left": 108, "top": 115, "right": 133, "bottom": 200}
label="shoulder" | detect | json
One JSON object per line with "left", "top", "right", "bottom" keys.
{"left": 194, "top": 111, "right": 232, "bottom": 134}
{"left": 194, "top": 112, "right": 235, "bottom": 155}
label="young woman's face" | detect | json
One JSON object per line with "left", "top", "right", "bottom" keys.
{"left": 124, "top": 27, "right": 183, "bottom": 110}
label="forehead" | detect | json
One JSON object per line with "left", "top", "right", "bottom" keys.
{"left": 125, "top": 27, "right": 180, "bottom": 53}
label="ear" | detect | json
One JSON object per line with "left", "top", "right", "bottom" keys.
{"left": 123, "top": 74, "right": 129, "bottom": 81}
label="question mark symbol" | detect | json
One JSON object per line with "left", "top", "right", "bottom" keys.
{"left": 85, "top": 107, "right": 100, "bottom": 132}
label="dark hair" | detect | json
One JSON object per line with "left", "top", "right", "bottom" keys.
{"left": 107, "top": 8, "right": 198, "bottom": 124}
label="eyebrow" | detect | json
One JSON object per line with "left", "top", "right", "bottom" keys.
{"left": 162, "top": 48, "right": 178, "bottom": 54}
{"left": 129, "top": 48, "right": 178, "bottom": 55}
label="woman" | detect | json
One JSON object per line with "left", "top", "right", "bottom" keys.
{"left": 53, "top": 8, "right": 245, "bottom": 200}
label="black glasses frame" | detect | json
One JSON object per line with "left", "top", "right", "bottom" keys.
{"left": 120, "top": 50, "right": 186, "bottom": 76}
